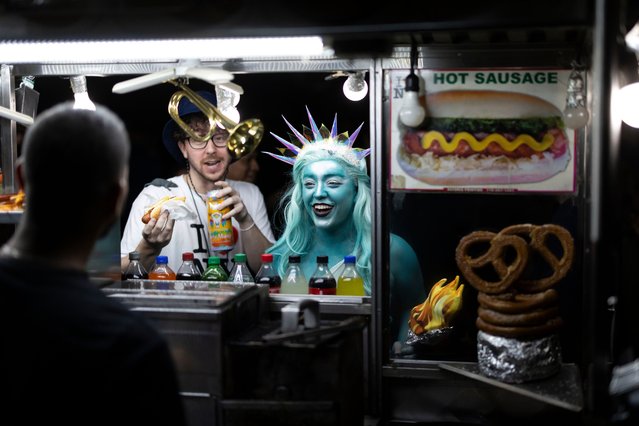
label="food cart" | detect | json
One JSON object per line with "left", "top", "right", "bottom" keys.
{"left": 1, "top": 0, "right": 638, "bottom": 424}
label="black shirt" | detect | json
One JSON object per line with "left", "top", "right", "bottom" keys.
{"left": 0, "top": 257, "right": 186, "bottom": 425}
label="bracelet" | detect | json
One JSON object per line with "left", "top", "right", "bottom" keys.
{"left": 239, "top": 220, "right": 256, "bottom": 232}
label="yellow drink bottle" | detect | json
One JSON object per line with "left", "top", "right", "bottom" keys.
{"left": 337, "top": 255, "right": 365, "bottom": 296}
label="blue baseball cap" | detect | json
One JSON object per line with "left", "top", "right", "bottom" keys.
{"left": 161, "top": 90, "right": 217, "bottom": 163}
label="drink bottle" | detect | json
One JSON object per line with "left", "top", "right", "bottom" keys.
{"left": 255, "top": 253, "right": 281, "bottom": 294}
{"left": 207, "top": 189, "right": 234, "bottom": 252}
{"left": 148, "top": 255, "right": 176, "bottom": 289}
{"left": 176, "top": 252, "right": 201, "bottom": 290}
{"left": 308, "top": 255, "right": 336, "bottom": 295}
{"left": 337, "top": 255, "right": 365, "bottom": 296}
{"left": 123, "top": 251, "right": 148, "bottom": 289}
{"left": 280, "top": 255, "right": 308, "bottom": 294}
{"left": 228, "top": 253, "right": 255, "bottom": 283}
{"left": 202, "top": 256, "right": 229, "bottom": 285}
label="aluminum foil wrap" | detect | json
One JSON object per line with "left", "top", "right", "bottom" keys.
{"left": 406, "top": 326, "right": 454, "bottom": 346}
{"left": 477, "top": 330, "right": 562, "bottom": 383}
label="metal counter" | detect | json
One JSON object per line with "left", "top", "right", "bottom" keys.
{"left": 103, "top": 281, "right": 370, "bottom": 426}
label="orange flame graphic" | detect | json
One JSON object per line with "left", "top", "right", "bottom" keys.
{"left": 409, "top": 276, "right": 464, "bottom": 335}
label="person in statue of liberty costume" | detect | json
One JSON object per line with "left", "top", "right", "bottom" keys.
{"left": 265, "top": 108, "right": 427, "bottom": 344}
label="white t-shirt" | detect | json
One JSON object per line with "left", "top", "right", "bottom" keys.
{"left": 120, "top": 176, "right": 275, "bottom": 273}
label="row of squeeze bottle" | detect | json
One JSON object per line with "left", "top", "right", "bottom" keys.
{"left": 255, "top": 254, "right": 365, "bottom": 296}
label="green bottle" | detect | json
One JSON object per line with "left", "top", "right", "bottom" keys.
{"left": 202, "top": 256, "right": 229, "bottom": 286}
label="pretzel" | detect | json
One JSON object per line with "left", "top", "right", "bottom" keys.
{"left": 455, "top": 231, "right": 529, "bottom": 294}
{"left": 476, "top": 316, "right": 562, "bottom": 339}
{"left": 477, "top": 289, "right": 559, "bottom": 314}
{"left": 478, "top": 306, "right": 559, "bottom": 327}
{"left": 499, "top": 224, "right": 574, "bottom": 293}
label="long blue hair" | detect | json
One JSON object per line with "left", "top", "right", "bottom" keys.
{"left": 267, "top": 149, "right": 372, "bottom": 294}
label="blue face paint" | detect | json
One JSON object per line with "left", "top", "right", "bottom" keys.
{"left": 301, "top": 160, "right": 356, "bottom": 231}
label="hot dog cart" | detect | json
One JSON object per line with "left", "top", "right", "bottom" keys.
{"left": 1, "top": 0, "right": 639, "bottom": 424}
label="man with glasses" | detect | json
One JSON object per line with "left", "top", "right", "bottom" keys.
{"left": 120, "top": 91, "right": 274, "bottom": 275}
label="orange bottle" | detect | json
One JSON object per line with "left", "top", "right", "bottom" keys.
{"left": 148, "top": 255, "right": 176, "bottom": 289}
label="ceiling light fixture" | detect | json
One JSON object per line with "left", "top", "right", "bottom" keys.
{"left": 0, "top": 37, "right": 332, "bottom": 64}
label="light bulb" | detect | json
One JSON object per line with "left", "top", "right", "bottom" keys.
{"left": 399, "top": 73, "right": 425, "bottom": 127}
{"left": 619, "top": 82, "right": 639, "bottom": 128}
{"left": 342, "top": 73, "right": 368, "bottom": 102}
{"left": 69, "top": 76, "right": 96, "bottom": 111}
{"left": 563, "top": 70, "right": 589, "bottom": 129}
{"left": 73, "top": 92, "right": 96, "bottom": 111}
{"left": 217, "top": 106, "right": 240, "bottom": 129}
{"left": 563, "top": 105, "right": 589, "bottom": 129}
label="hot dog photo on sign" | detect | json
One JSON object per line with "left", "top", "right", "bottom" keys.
{"left": 390, "top": 69, "right": 576, "bottom": 192}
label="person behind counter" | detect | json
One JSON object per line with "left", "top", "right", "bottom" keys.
{"left": 0, "top": 103, "right": 186, "bottom": 425}
{"left": 227, "top": 150, "right": 260, "bottom": 183}
{"left": 120, "top": 90, "right": 274, "bottom": 274}
{"left": 265, "top": 109, "right": 427, "bottom": 343}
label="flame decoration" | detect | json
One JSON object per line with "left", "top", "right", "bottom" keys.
{"left": 409, "top": 276, "right": 465, "bottom": 335}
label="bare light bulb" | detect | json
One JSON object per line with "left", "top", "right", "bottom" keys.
{"left": 70, "top": 76, "right": 96, "bottom": 111}
{"left": 619, "top": 82, "right": 639, "bottom": 128}
{"left": 217, "top": 106, "right": 240, "bottom": 129}
{"left": 563, "top": 105, "right": 589, "bottom": 129}
{"left": 342, "top": 73, "right": 368, "bottom": 102}
{"left": 215, "top": 85, "right": 241, "bottom": 129}
{"left": 399, "top": 73, "right": 425, "bottom": 127}
{"left": 563, "top": 70, "right": 589, "bottom": 129}
{"left": 73, "top": 92, "right": 96, "bottom": 111}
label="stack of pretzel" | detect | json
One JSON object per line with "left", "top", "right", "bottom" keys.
{"left": 455, "top": 224, "right": 574, "bottom": 340}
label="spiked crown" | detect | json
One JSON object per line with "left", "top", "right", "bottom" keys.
{"left": 264, "top": 106, "right": 370, "bottom": 167}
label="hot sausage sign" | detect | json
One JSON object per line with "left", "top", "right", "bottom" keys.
{"left": 389, "top": 69, "right": 577, "bottom": 193}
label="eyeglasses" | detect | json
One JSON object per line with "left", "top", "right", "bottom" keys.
{"left": 186, "top": 133, "right": 230, "bottom": 150}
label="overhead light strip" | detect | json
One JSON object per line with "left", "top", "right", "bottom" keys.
{"left": 0, "top": 37, "right": 332, "bottom": 64}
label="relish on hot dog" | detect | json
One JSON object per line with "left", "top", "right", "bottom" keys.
{"left": 141, "top": 195, "right": 186, "bottom": 224}
{"left": 398, "top": 90, "right": 570, "bottom": 186}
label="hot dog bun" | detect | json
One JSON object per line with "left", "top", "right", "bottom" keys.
{"left": 141, "top": 195, "right": 186, "bottom": 224}
{"left": 398, "top": 90, "right": 570, "bottom": 186}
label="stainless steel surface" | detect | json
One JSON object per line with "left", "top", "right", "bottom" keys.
{"left": 11, "top": 58, "right": 372, "bottom": 78}
{"left": 104, "top": 282, "right": 269, "bottom": 426}
{"left": 269, "top": 293, "right": 371, "bottom": 315}
{"left": 1, "top": 64, "right": 18, "bottom": 194}
{"left": 438, "top": 362, "right": 584, "bottom": 412}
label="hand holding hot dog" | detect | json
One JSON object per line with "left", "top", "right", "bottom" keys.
{"left": 141, "top": 195, "right": 186, "bottom": 224}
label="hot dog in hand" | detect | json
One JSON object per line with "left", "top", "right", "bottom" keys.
{"left": 141, "top": 195, "right": 186, "bottom": 224}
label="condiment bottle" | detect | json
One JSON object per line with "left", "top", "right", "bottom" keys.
{"left": 336, "top": 255, "right": 365, "bottom": 296}
{"left": 254, "top": 253, "right": 281, "bottom": 294}
{"left": 202, "top": 256, "right": 229, "bottom": 285}
{"left": 308, "top": 255, "right": 336, "bottom": 295}
{"left": 148, "top": 255, "right": 176, "bottom": 290}
{"left": 123, "top": 251, "right": 148, "bottom": 289}
{"left": 280, "top": 255, "right": 308, "bottom": 294}
{"left": 228, "top": 253, "right": 255, "bottom": 283}
{"left": 176, "top": 252, "right": 201, "bottom": 290}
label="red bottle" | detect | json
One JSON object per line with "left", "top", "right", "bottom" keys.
{"left": 255, "top": 253, "right": 281, "bottom": 294}
{"left": 308, "top": 256, "right": 336, "bottom": 295}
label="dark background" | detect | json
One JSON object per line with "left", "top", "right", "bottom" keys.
{"left": 29, "top": 72, "right": 371, "bottom": 238}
